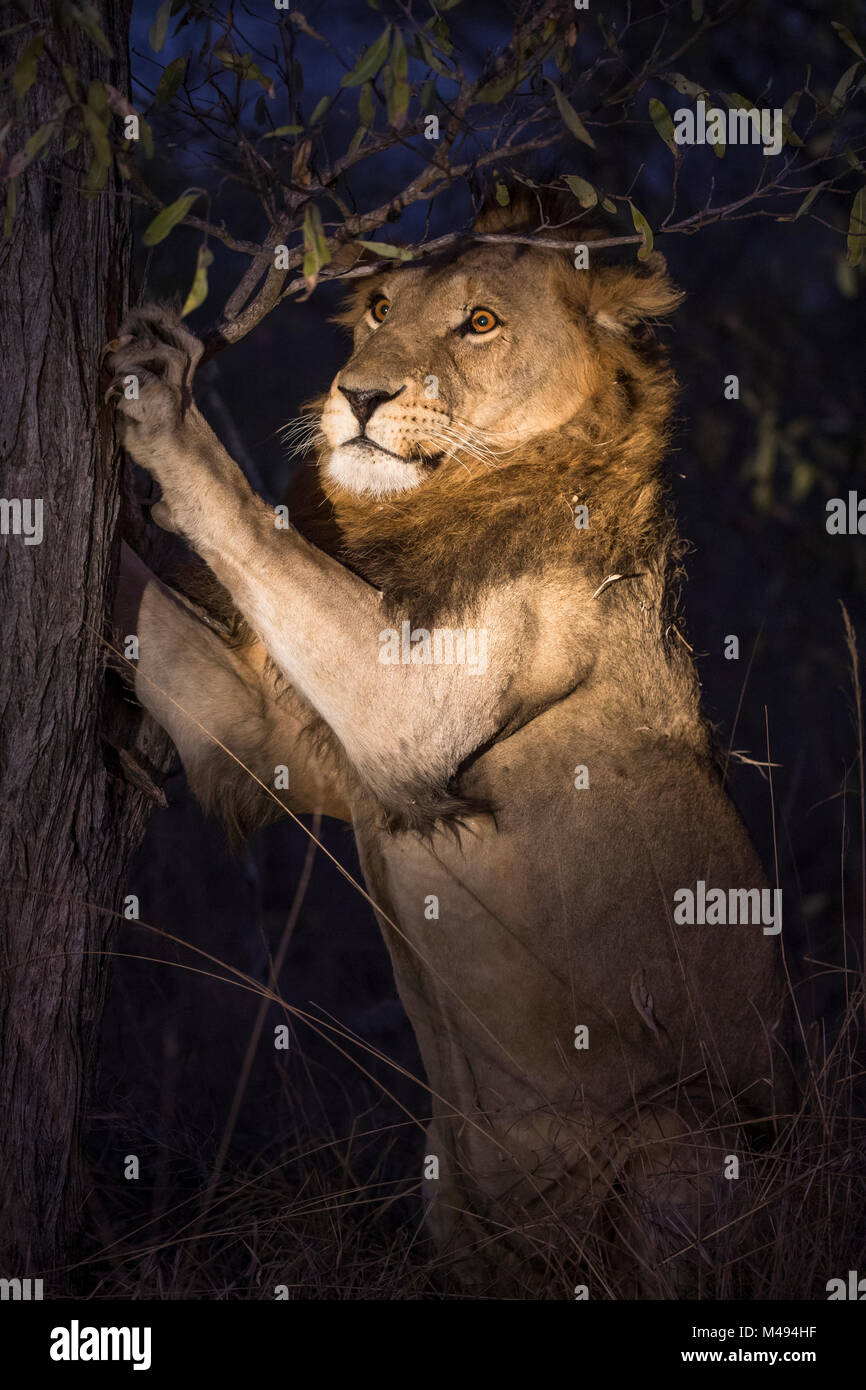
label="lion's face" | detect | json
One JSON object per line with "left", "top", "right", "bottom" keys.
{"left": 316, "top": 238, "right": 682, "bottom": 499}
{"left": 318, "top": 244, "right": 599, "bottom": 498}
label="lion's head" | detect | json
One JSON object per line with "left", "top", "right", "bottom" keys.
{"left": 314, "top": 199, "right": 684, "bottom": 500}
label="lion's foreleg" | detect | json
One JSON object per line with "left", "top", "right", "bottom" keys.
{"left": 105, "top": 310, "right": 524, "bottom": 811}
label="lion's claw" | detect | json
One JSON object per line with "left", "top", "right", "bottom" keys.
{"left": 103, "top": 306, "right": 202, "bottom": 396}
{"left": 103, "top": 304, "right": 204, "bottom": 439}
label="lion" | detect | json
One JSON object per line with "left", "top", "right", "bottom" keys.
{"left": 106, "top": 196, "right": 790, "bottom": 1296}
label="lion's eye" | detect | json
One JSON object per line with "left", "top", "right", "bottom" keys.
{"left": 468, "top": 307, "right": 498, "bottom": 334}
{"left": 370, "top": 294, "right": 391, "bottom": 324}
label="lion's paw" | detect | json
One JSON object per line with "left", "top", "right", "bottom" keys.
{"left": 103, "top": 305, "right": 203, "bottom": 441}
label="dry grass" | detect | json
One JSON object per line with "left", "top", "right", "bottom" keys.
{"left": 73, "top": 995, "right": 866, "bottom": 1300}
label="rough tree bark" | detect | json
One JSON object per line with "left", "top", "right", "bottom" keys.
{"left": 0, "top": 0, "right": 171, "bottom": 1276}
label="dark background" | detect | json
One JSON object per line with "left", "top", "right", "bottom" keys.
{"left": 86, "top": 0, "right": 866, "bottom": 1295}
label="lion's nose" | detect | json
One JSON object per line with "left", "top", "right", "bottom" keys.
{"left": 339, "top": 384, "right": 404, "bottom": 432}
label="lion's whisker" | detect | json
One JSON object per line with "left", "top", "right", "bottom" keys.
{"left": 448, "top": 414, "right": 524, "bottom": 453}
{"left": 423, "top": 430, "right": 488, "bottom": 466}
{"left": 431, "top": 426, "right": 504, "bottom": 470}
{"left": 280, "top": 415, "right": 326, "bottom": 461}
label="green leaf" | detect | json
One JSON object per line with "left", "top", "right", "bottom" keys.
{"left": 832, "top": 21, "right": 866, "bottom": 63}
{"left": 309, "top": 95, "right": 331, "bottom": 123}
{"left": 181, "top": 244, "right": 214, "bottom": 317}
{"left": 13, "top": 34, "right": 44, "bottom": 101}
{"left": 597, "top": 15, "right": 620, "bottom": 55}
{"left": 302, "top": 203, "right": 331, "bottom": 287}
{"left": 691, "top": 0, "right": 704, "bottom": 19}
{"left": 793, "top": 182, "right": 827, "bottom": 220}
{"left": 155, "top": 55, "right": 186, "bottom": 107}
{"left": 476, "top": 70, "right": 517, "bottom": 103}
{"left": 662, "top": 71, "right": 708, "bottom": 100}
{"left": 601, "top": 196, "right": 617, "bottom": 214}
{"left": 356, "top": 240, "right": 414, "bottom": 260}
{"left": 262, "top": 125, "right": 304, "bottom": 138}
{"left": 82, "top": 98, "right": 111, "bottom": 171}
{"left": 649, "top": 97, "right": 676, "bottom": 153}
{"left": 341, "top": 26, "right": 391, "bottom": 87}
{"left": 69, "top": 4, "right": 114, "bottom": 58}
{"left": 86, "top": 79, "right": 108, "bottom": 117}
{"left": 84, "top": 149, "right": 108, "bottom": 193}
{"left": 149, "top": 0, "right": 173, "bottom": 53}
{"left": 359, "top": 81, "right": 375, "bottom": 127}
{"left": 417, "top": 33, "right": 453, "bottom": 78}
{"left": 82, "top": 88, "right": 111, "bottom": 194}
{"left": 564, "top": 173, "right": 597, "bottom": 208}
{"left": 847, "top": 185, "right": 866, "bottom": 266}
{"left": 6, "top": 120, "right": 57, "bottom": 177}
{"left": 845, "top": 144, "right": 866, "bottom": 174}
{"left": 431, "top": 18, "right": 452, "bottom": 55}
{"left": 830, "top": 61, "right": 862, "bottom": 114}
{"left": 347, "top": 126, "right": 366, "bottom": 156}
{"left": 420, "top": 77, "right": 436, "bottom": 111}
{"left": 836, "top": 252, "right": 858, "bottom": 299}
{"left": 495, "top": 180, "right": 510, "bottom": 206}
{"left": 548, "top": 81, "right": 595, "bottom": 148}
{"left": 213, "top": 49, "right": 275, "bottom": 99}
{"left": 790, "top": 460, "right": 816, "bottom": 501}
{"left": 142, "top": 191, "right": 199, "bottom": 246}
{"left": 723, "top": 91, "right": 755, "bottom": 110}
{"left": 630, "top": 202, "right": 653, "bottom": 261}
{"left": 387, "top": 29, "right": 409, "bottom": 128}
{"left": 62, "top": 65, "right": 81, "bottom": 102}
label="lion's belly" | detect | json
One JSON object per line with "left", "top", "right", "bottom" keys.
{"left": 351, "top": 697, "right": 786, "bottom": 1251}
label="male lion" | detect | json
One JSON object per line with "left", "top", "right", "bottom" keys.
{"left": 107, "top": 197, "right": 789, "bottom": 1296}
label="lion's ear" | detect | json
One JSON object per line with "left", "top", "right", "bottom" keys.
{"left": 586, "top": 253, "right": 684, "bottom": 334}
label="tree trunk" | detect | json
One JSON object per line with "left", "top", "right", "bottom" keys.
{"left": 0, "top": 0, "right": 170, "bottom": 1277}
